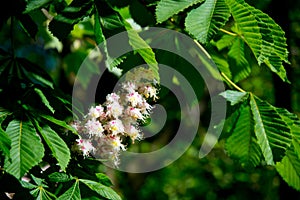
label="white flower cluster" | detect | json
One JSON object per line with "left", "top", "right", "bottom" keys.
{"left": 72, "top": 68, "right": 158, "bottom": 166}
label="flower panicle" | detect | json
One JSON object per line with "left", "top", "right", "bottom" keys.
{"left": 72, "top": 67, "right": 159, "bottom": 167}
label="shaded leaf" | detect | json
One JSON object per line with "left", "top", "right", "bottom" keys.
{"left": 48, "top": 172, "right": 73, "bottom": 183}
{"left": 40, "top": 114, "right": 77, "bottom": 134}
{"left": 0, "top": 110, "right": 12, "bottom": 156}
{"left": 95, "top": 173, "right": 113, "bottom": 187}
{"left": 17, "top": 14, "right": 38, "bottom": 39}
{"left": 48, "top": 0, "right": 94, "bottom": 40}
{"left": 227, "top": 37, "right": 251, "bottom": 82}
{"left": 57, "top": 179, "right": 81, "bottom": 200}
{"left": 24, "top": 0, "right": 52, "bottom": 13}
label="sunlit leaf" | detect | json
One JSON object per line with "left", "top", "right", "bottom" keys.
{"left": 80, "top": 179, "right": 122, "bottom": 200}
{"left": 225, "top": 103, "right": 262, "bottom": 168}
{"left": 276, "top": 149, "right": 300, "bottom": 191}
{"left": 185, "top": 0, "right": 230, "bottom": 44}
{"left": 4, "top": 120, "right": 45, "bottom": 179}
{"left": 34, "top": 88, "right": 55, "bottom": 114}
{"left": 250, "top": 94, "right": 292, "bottom": 165}
{"left": 156, "top": 0, "right": 204, "bottom": 23}
{"left": 219, "top": 90, "right": 248, "bottom": 105}
{"left": 36, "top": 123, "right": 71, "bottom": 171}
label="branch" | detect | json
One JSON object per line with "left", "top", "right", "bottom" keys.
{"left": 220, "top": 28, "right": 238, "bottom": 37}
{"left": 221, "top": 72, "right": 246, "bottom": 93}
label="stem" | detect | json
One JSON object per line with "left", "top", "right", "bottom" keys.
{"left": 221, "top": 72, "right": 246, "bottom": 93}
{"left": 220, "top": 28, "right": 238, "bottom": 37}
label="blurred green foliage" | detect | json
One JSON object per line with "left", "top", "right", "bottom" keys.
{"left": 1, "top": 0, "right": 300, "bottom": 199}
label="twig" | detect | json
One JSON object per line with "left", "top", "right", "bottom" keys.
{"left": 221, "top": 72, "right": 246, "bottom": 93}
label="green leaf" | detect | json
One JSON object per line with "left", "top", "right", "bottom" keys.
{"left": 215, "top": 34, "right": 236, "bottom": 50}
{"left": 222, "top": 92, "right": 293, "bottom": 167}
{"left": 249, "top": 94, "right": 292, "bottom": 165}
{"left": 225, "top": 103, "right": 262, "bottom": 168}
{"left": 20, "top": 180, "right": 37, "bottom": 190}
{"left": 24, "top": 0, "right": 52, "bottom": 13}
{"left": 276, "top": 108, "right": 300, "bottom": 159}
{"left": 225, "top": 0, "right": 261, "bottom": 62}
{"left": 4, "top": 120, "right": 45, "bottom": 179}
{"left": 17, "top": 14, "right": 38, "bottom": 39}
{"left": 118, "top": 10, "right": 160, "bottom": 82}
{"left": 40, "top": 114, "right": 77, "bottom": 134}
{"left": 57, "top": 179, "right": 81, "bottom": 200}
{"left": 95, "top": 173, "right": 113, "bottom": 187}
{"left": 129, "top": 0, "right": 156, "bottom": 27}
{"left": 246, "top": 4, "right": 289, "bottom": 77}
{"left": 127, "top": 29, "right": 159, "bottom": 81}
{"left": 18, "top": 57, "right": 54, "bottom": 89}
{"left": 185, "top": 0, "right": 230, "bottom": 44}
{"left": 225, "top": 0, "right": 289, "bottom": 82}
{"left": 37, "top": 123, "right": 71, "bottom": 171}
{"left": 94, "top": 10, "right": 124, "bottom": 76}
{"left": 31, "top": 184, "right": 57, "bottom": 200}
{"left": 156, "top": 0, "right": 205, "bottom": 23}
{"left": 276, "top": 149, "right": 300, "bottom": 191}
{"left": 48, "top": 0, "right": 94, "bottom": 40}
{"left": 80, "top": 179, "right": 122, "bottom": 200}
{"left": 220, "top": 90, "right": 248, "bottom": 106}
{"left": 0, "top": 110, "right": 12, "bottom": 156}
{"left": 31, "top": 174, "right": 47, "bottom": 186}
{"left": 48, "top": 172, "right": 73, "bottom": 183}
{"left": 227, "top": 37, "right": 251, "bottom": 82}
{"left": 34, "top": 88, "right": 55, "bottom": 114}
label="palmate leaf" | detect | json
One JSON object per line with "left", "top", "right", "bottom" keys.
{"left": 276, "top": 149, "right": 300, "bottom": 191}
{"left": 57, "top": 179, "right": 81, "bottom": 200}
{"left": 225, "top": 0, "right": 261, "bottom": 62}
{"left": 31, "top": 186, "right": 57, "bottom": 200}
{"left": 0, "top": 109, "right": 12, "bottom": 156}
{"left": 219, "top": 90, "right": 247, "bottom": 106}
{"left": 225, "top": 103, "right": 262, "bottom": 168}
{"left": 40, "top": 114, "right": 77, "bottom": 134}
{"left": 29, "top": 174, "right": 57, "bottom": 200}
{"left": 249, "top": 94, "right": 291, "bottom": 165}
{"left": 227, "top": 37, "right": 251, "bottom": 82}
{"left": 221, "top": 90, "right": 293, "bottom": 167}
{"left": 185, "top": 0, "right": 230, "bottom": 44}
{"left": 48, "top": 0, "right": 94, "bottom": 40}
{"left": 80, "top": 179, "right": 122, "bottom": 200}
{"left": 48, "top": 172, "right": 73, "bottom": 183}
{"left": 225, "top": 0, "right": 289, "bottom": 82}
{"left": 118, "top": 9, "right": 160, "bottom": 82}
{"left": 4, "top": 120, "right": 45, "bottom": 179}
{"left": 94, "top": 10, "right": 124, "bottom": 76}
{"left": 34, "top": 88, "right": 55, "bottom": 114}
{"left": 156, "top": 0, "right": 204, "bottom": 23}
{"left": 35, "top": 122, "right": 71, "bottom": 171}
{"left": 23, "top": 0, "right": 52, "bottom": 14}
{"left": 274, "top": 109, "right": 300, "bottom": 191}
